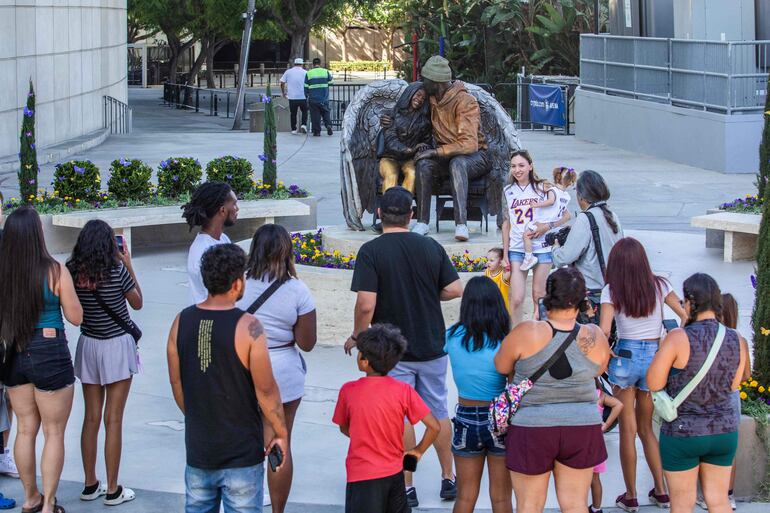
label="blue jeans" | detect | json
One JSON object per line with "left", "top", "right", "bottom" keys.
{"left": 508, "top": 251, "right": 553, "bottom": 264}
{"left": 185, "top": 464, "right": 263, "bottom": 513}
{"left": 607, "top": 339, "right": 659, "bottom": 392}
{"left": 451, "top": 405, "right": 506, "bottom": 457}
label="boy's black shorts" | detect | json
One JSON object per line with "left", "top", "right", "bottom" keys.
{"left": 345, "top": 472, "right": 410, "bottom": 513}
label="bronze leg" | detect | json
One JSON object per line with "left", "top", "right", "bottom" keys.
{"left": 401, "top": 160, "right": 416, "bottom": 194}
{"left": 379, "top": 158, "right": 401, "bottom": 193}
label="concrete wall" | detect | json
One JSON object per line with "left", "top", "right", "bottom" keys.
{"left": 0, "top": 1, "right": 127, "bottom": 159}
{"left": 309, "top": 27, "right": 405, "bottom": 68}
{"left": 575, "top": 89, "right": 763, "bottom": 174}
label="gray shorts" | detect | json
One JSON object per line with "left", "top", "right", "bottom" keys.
{"left": 389, "top": 356, "right": 449, "bottom": 420}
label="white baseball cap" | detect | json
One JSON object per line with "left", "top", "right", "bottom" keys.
{"left": 294, "top": 58, "right": 304, "bottom": 65}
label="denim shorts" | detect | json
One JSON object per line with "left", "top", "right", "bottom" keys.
{"left": 389, "top": 357, "right": 448, "bottom": 420}
{"left": 451, "top": 405, "right": 506, "bottom": 457}
{"left": 607, "top": 339, "right": 659, "bottom": 392}
{"left": 508, "top": 251, "right": 553, "bottom": 265}
{"left": 185, "top": 463, "right": 263, "bottom": 513}
{"left": 5, "top": 329, "right": 74, "bottom": 392}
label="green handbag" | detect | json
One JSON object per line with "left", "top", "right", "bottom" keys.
{"left": 652, "top": 323, "right": 726, "bottom": 423}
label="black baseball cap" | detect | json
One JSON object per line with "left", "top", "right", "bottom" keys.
{"left": 380, "top": 187, "right": 412, "bottom": 217}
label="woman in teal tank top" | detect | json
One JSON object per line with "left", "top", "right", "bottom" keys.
{"left": 0, "top": 207, "right": 82, "bottom": 513}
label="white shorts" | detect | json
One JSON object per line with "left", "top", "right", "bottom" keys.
{"left": 269, "top": 345, "right": 307, "bottom": 403}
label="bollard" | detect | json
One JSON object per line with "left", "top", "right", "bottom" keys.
{"left": 214, "top": 94, "right": 218, "bottom": 116}
{"left": 226, "top": 93, "right": 231, "bottom": 118}
{"left": 195, "top": 88, "right": 200, "bottom": 113}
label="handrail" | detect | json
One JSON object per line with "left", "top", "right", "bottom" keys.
{"left": 103, "top": 96, "right": 132, "bottom": 134}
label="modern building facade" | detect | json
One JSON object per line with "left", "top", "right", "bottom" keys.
{"left": 0, "top": 1, "right": 127, "bottom": 162}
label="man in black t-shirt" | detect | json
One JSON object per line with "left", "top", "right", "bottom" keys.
{"left": 346, "top": 187, "right": 463, "bottom": 506}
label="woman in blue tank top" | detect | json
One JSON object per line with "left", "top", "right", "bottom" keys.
{"left": 444, "top": 276, "right": 511, "bottom": 513}
{"left": 0, "top": 207, "right": 82, "bottom": 513}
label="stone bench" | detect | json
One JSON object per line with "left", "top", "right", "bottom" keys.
{"left": 52, "top": 199, "right": 310, "bottom": 252}
{"left": 690, "top": 212, "right": 761, "bottom": 262}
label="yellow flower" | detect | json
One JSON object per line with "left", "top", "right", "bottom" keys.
{"left": 740, "top": 391, "right": 748, "bottom": 400}
{"left": 759, "top": 386, "right": 766, "bottom": 393}
{"left": 761, "top": 327, "right": 770, "bottom": 336}
{"left": 75, "top": 199, "right": 80, "bottom": 203}
{"left": 751, "top": 380, "right": 759, "bottom": 388}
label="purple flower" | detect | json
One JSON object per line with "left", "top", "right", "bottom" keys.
{"left": 751, "top": 274, "right": 757, "bottom": 289}
{"left": 25, "top": 131, "right": 32, "bottom": 137}
{"left": 30, "top": 143, "right": 35, "bottom": 150}
{"left": 122, "top": 178, "right": 128, "bottom": 183}
{"left": 258, "top": 154, "right": 267, "bottom": 162}
{"left": 73, "top": 165, "right": 85, "bottom": 175}
{"left": 23, "top": 106, "right": 34, "bottom": 117}
{"left": 27, "top": 179, "right": 34, "bottom": 185}
{"left": 260, "top": 95, "right": 272, "bottom": 104}
{"left": 120, "top": 158, "right": 130, "bottom": 167}
{"left": 172, "top": 175, "right": 178, "bottom": 182}
{"left": 160, "top": 160, "right": 169, "bottom": 169}
{"left": 194, "top": 159, "right": 200, "bottom": 166}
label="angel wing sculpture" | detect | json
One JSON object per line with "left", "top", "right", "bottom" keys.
{"left": 340, "top": 79, "right": 520, "bottom": 231}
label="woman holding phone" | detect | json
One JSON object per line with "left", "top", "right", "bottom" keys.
{"left": 67, "top": 220, "right": 143, "bottom": 506}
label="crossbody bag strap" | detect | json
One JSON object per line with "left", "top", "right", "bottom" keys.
{"left": 530, "top": 324, "right": 581, "bottom": 383}
{"left": 246, "top": 280, "right": 283, "bottom": 314}
{"left": 673, "top": 324, "right": 726, "bottom": 408}
{"left": 89, "top": 289, "right": 136, "bottom": 336}
{"left": 584, "top": 210, "right": 606, "bottom": 276}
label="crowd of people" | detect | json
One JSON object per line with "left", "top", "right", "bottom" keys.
{"left": 0, "top": 156, "right": 750, "bottom": 513}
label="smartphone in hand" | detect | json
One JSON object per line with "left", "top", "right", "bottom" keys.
{"left": 403, "top": 454, "right": 418, "bottom": 472}
{"left": 115, "top": 235, "right": 125, "bottom": 254}
{"left": 268, "top": 445, "right": 283, "bottom": 472}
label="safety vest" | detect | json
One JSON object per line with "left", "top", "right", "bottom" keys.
{"left": 304, "top": 67, "right": 333, "bottom": 103}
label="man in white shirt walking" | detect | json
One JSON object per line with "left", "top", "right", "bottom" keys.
{"left": 182, "top": 181, "right": 239, "bottom": 304}
{"left": 280, "top": 58, "right": 308, "bottom": 135}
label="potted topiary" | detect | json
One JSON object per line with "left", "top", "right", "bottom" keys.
{"left": 108, "top": 158, "right": 153, "bottom": 202}
{"left": 52, "top": 160, "right": 101, "bottom": 203}
{"left": 157, "top": 157, "right": 202, "bottom": 198}
{"left": 205, "top": 156, "right": 254, "bottom": 198}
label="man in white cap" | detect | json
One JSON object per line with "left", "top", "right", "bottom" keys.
{"left": 412, "top": 55, "right": 490, "bottom": 242}
{"left": 280, "top": 58, "right": 308, "bottom": 134}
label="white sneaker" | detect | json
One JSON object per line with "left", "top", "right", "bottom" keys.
{"left": 729, "top": 493, "right": 736, "bottom": 510}
{"left": 0, "top": 449, "right": 18, "bottom": 478}
{"left": 263, "top": 493, "right": 271, "bottom": 506}
{"left": 81, "top": 481, "right": 107, "bottom": 501}
{"left": 291, "top": 129, "right": 299, "bottom": 135}
{"left": 103, "top": 486, "right": 135, "bottom": 506}
{"left": 454, "top": 224, "right": 469, "bottom": 242}
{"left": 411, "top": 222, "right": 429, "bottom": 236}
{"left": 300, "top": 125, "right": 307, "bottom": 134}
{"left": 520, "top": 253, "right": 538, "bottom": 271}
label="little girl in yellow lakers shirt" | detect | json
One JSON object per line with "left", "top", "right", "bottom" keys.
{"left": 484, "top": 248, "right": 511, "bottom": 314}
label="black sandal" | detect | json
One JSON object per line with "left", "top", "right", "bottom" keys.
{"left": 20, "top": 494, "right": 43, "bottom": 513}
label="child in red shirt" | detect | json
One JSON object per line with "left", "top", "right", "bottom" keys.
{"left": 333, "top": 324, "right": 440, "bottom": 513}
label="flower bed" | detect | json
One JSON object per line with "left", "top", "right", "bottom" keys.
{"left": 720, "top": 194, "right": 763, "bottom": 214}
{"left": 291, "top": 230, "right": 488, "bottom": 272}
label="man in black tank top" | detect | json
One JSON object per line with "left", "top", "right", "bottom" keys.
{"left": 167, "top": 243, "right": 288, "bottom": 513}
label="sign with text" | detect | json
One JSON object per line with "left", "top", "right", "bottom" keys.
{"left": 528, "top": 84, "right": 566, "bottom": 127}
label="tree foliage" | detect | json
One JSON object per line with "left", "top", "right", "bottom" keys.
{"left": 759, "top": 74, "right": 770, "bottom": 200}
{"left": 18, "top": 81, "right": 38, "bottom": 204}
{"left": 262, "top": 84, "right": 277, "bottom": 189}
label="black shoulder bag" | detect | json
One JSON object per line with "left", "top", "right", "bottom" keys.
{"left": 90, "top": 290, "right": 142, "bottom": 344}
{"left": 583, "top": 209, "right": 617, "bottom": 346}
{"left": 246, "top": 280, "right": 283, "bottom": 315}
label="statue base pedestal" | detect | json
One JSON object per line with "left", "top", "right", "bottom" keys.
{"left": 322, "top": 222, "right": 504, "bottom": 259}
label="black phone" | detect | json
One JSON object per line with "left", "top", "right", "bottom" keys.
{"left": 268, "top": 445, "right": 283, "bottom": 472}
{"left": 537, "top": 298, "right": 548, "bottom": 321}
{"left": 403, "top": 454, "right": 418, "bottom": 472}
{"left": 115, "top": 235, "right": 125, "bottom": 253}
{"left": 662, "top": 319, "right": 679, "bottom": 333}
{"left": 617, "top": 348, "right": 633, "bottom": 359}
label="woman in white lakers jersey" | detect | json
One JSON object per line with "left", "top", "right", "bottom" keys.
{"left": 501, "top": 150, "right": 552, "bottom": 323}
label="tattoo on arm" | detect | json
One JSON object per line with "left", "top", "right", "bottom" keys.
{"left": 248, "top": 318, "right": 264, "bottom": 340}
{"left": 578, "top": 327, "right": 596, "bottom": 354}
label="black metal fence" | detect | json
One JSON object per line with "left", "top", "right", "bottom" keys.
{"left": 162, "top": 82, "right": 366, "bottom": 128}
{"left": 103, "top": 96, "right": 132, "bottom": 134}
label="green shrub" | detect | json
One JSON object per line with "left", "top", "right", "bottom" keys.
{"left": 53, "top": 160, "right": 101, "bottom": 202}
{"left": 108, "top": 158, "right": 153, "bottom": 201}
{"left": 328, "top": 61, "right": 391, "bottom": 72}
{"left": 206, "top": 156, "right": 254, "bottom": 197}
{"left": 19, "top": 80, "right": 38, "bottom": 204}
{"left": 157, "top": 157, "right": 202, "bottom": 198}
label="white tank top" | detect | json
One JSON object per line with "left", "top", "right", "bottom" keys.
{"left": 504, "top": 182, "right": 549, "bottom": 253}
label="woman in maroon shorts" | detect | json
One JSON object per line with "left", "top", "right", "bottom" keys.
{"left": 495, "top": 267, "right": 611, "bottom": 513}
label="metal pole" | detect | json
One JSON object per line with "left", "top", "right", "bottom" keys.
{"left": 233, "top": 0, "right": 256, "bottom": 130}
{"left": 594, "top": 0, "right": 599, "bottom": 34}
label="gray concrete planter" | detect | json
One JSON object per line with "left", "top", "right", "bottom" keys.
{"left": 705, "top": 208, "right": 725, "bottom": 249}
{"left": 734, "top": 414, "right": 770, "bottom": 499}
{"left": 36, "top": 196, "right": 317, "bottom": 255}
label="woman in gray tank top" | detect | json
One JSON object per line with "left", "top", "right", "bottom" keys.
{"left": 495, "top": 267, "right": 610, "bottom": 513}
{"left": 647, "top": 274, "right": 747, "bottom": 513}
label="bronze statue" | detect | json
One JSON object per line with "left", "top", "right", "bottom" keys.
{"left": 340, "top": 77, "right": 520, "bottom": 235}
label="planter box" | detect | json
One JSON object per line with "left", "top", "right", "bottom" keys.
{"left": 705, "top": 208, "right": 725, "bottom": 249}
{"left": 32, "top": 196, "right": 317, "bottom": 255}
{"left": 734, "top": 414, "right": 770, "bottom": 499}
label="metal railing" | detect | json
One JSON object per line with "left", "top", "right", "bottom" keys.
{"left": 103, "top": 96, "right": 132, "bottom": 134}
{"left": 162, "top": 82, "right": 366, "bottom": 128}
{"left": 580, "top": 34, "right": 770, "bottom": 114}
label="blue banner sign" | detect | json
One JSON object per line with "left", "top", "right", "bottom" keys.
{"left": 528, "top": 84, "right": 566, "bottom": 127}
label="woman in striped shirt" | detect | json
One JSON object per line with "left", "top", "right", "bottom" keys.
{"left": 66, "top": 220, "right": 143, "bottom": 506}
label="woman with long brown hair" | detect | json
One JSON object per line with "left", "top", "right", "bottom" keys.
{"left": 1, "top": 206, "right": 82, "bottom": 513}
{"left": 599, "top": 237, "right": 686, "bottom": 512}
{"left": 236, "top": 224, "right": 316, "bottom": 513}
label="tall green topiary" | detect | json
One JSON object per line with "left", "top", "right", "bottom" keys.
{"left": 261, "top": 83, "right": 277, "bottom": 190}
{"left": 759, "top": 74, "right": 770, "bottom": 199}
{"left": 752, "top": 184, "right": 770, "bottom": 383}
{"left": 19, "top": 80, "right": 38, "bottom": 204}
